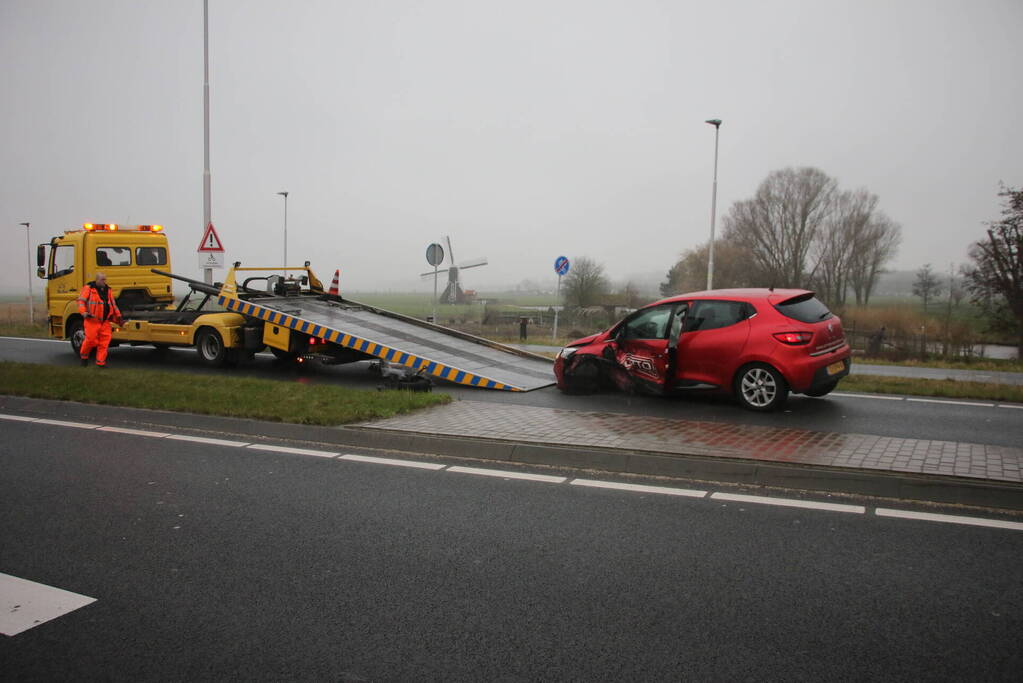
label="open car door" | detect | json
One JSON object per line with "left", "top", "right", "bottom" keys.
{"left": 611, "top": 303, "right": 686, "bottom": 393}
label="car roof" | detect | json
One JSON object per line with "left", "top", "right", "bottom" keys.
{"left": 649, "top": 288, "right": 812, "bottom": 307}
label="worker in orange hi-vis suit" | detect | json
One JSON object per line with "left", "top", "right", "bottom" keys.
{"left": 77, "top": 271, "right": 123, "bottom": 368}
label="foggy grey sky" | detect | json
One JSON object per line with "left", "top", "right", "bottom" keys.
{"left": 2, "top": 0, "right": 1020, "bottom": 295}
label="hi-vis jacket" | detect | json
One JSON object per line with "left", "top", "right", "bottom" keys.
{"left": 77, "top": 282, "right": 122, "bottom": 323}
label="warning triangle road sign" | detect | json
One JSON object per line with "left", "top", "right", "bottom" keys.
{"left": 198, "top": 222, "right": 224, "bottom": 252}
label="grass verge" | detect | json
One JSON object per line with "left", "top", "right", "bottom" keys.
{"left": 841, "top": 375, "right": 1023, "bottom": 403}
{"left": 853, "top": 356, "right": 1022, "bottom": 373}
{"left": 0, "top": 361, "right": 451, "bottom": 425}
{"left": 0, "top": 322, "right": 49, "bottom": 339}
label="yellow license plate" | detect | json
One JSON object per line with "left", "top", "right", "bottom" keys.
{"left": 826, "top": 361, "right": 845, "bottom": 376}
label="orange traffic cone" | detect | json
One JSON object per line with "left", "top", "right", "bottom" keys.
{"left": 328, "top": 269, "right": 340, "bottom": 299}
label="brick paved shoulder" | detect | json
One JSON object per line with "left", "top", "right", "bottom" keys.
{"left": 360, "top": 401, "right": 1023, "bottom": 484}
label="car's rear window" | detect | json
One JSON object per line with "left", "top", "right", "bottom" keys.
{"left": 774, "top": 294, "right": 832, "bottom": 323}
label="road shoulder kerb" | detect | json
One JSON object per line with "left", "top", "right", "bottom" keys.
{"left": 2, "top": 394, "right": 1021, "bottom": 511}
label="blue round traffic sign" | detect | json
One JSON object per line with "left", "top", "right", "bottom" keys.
{"left": 554, "top": 256, "right": 570, "bottom": 276}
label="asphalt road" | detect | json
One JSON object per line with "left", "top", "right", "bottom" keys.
{"left": 2, "top": 418, "right": 1021, "bottom": 681}
{"left": 2, "top": 336, "right": 1021, "bottom": 448}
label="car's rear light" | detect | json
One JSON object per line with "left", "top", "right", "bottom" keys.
{"left": 774, "top": 331, "right": 813, "bottom": 345}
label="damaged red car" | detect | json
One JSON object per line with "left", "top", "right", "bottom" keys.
{"left": 554, "top": 289, "right": 851, "bottom": 411}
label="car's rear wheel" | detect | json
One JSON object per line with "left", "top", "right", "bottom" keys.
{"left": 804, "top": 381, "right": 838, "bottom": 398}
{"left": 734, "top": 363, "right": 789, "bottom": 412}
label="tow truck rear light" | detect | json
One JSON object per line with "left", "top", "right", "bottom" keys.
{"left": 773, "top": 331, "right": 813, "bottom": 345}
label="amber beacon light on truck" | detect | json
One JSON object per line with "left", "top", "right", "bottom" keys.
{"left": 81, "top": 223, "right": 163, "bottom": 232}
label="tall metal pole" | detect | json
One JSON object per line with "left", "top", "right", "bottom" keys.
{"left": 19, "top": 222, "right": 34, "bottom": 325}
{"left": 552, "top": 274, "right": 561, "bottom": 341}
{"left": 202, "top": 0, "right": 213, "bottom": 285}
{"left": 432, "top": 266, "right": 438, "bottom": 325}
{"left": 277, "top": 191, "right": 289, "bottom": 272}
{"left": 705, "top": 118, "right": 722, "bottom": 290}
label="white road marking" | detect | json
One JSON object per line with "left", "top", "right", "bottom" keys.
{"left": 998, "top": 404, "right": 1023, "bottom": 410}
{"left": 876, "top": 508, "right": 1023, "bottom": 531}
{"left": 165, "top": 434, "right": 249, "bottom": 447}
{"left": 711, "top": 492, "right": 865, "bottom": 514}
{"left": 0, "top": 336, "right": 64, "bottom": 344}
{"left": 0, "top": 573, "right": 96, "bottom": 637}
{"left": 33, "top": 418, "right": 99, "bottom": 429}
{"left": 245, "top": 444, "right": 339, "bottom": 458}
{"left": 571, "top": 479, "right": 707, "bottom": 497}
{"left": 97, "top": 426, "right": 170, "bottom": 438}
{"left": 0, "top": 413, "right": 39, "bottom": 422}
{"left": 831, "top": 392, "right": 904, "bottom": 401}
{"left": 447, "top": 466, "right": 566, "bottom": 483}
{"left": 906, "top": 398, "right": 995, "bottom": 408}
{"left": 340, "top": 453, "right": 446, "bottom": 470}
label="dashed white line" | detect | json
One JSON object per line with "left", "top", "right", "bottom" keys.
{"left": 998, "top": 404, "right": 1023, "bottom": 410}
{"left": 165, "top": 434, "right": 249, "bottom": 447}
{"left": 0, "top": 573, "right": 96, "bottom": 636}
{"left": 876, "top": 508, "right": 1023, "bottom": 531}
{"left": 447, "top": 466, "right": 566, "bottom": 483}
{"left": 571, "top": 479, "right": 707, "bottom": 498}
{"left": 245, "top": 444, "right": 339, "bottom": 458}
{"left": 906, "top": 398, "right": 995, "bottom": 408}
{"left": 340, "top": 453, "right": 446, "bottom": 470}
{"left": 97, "top": 426, "right": 170, "bottom": 438}
{"left": 711, "top": 492, "right": 865, "bottom": 514}
{"left": 33, "top": 418, "right": 99, "bottom": 430}
{"left": 832, "top": 392, "right": 904, "bottom": 401}
{"left": 0, "top": 335, "right": 64, "bottom": 343}
{"left": 0, "top": 413, "right": 39, "bottom": 422}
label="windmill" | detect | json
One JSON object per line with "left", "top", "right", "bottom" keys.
{"left": 420, "top": 236, "right": 488, "bottom": 304}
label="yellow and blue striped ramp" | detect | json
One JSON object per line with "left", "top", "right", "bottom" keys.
{"left": 218, "top": 295, "right": 555, "bottom": 392}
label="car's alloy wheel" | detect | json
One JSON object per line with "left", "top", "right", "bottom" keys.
{"left": 735, "top": 364, "right": 788, "bottom": 411}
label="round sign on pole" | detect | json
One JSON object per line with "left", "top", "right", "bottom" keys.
{"left": 426, "top": 243, "right": 445, "bottom": 267}
{"left": 554, "top": 256, "right": 570, "bottom": 276}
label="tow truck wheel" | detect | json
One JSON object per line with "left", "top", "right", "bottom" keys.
{"left": 67, "top": 318, "right": 85, "bottom": 357}
{"left": 196, "top": 328, "right": 228, "bottom": 367}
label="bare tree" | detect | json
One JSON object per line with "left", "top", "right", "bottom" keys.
{"left": 847, "top": 212, "right": 902, "bottom": 305}
{"left": 812, "top": 189, "right": 878, "bottom": 307}
{"left": 912, "top": 263, "right": 942, "bottom": 311}
{"left": 723, "top": 167, "right": 837, "bottom": 288}
{"left": 963, "top": 186, "right": 1023, "bottom": 354}
{"left": 562, "top": 257, "right": 609, "bottom": 308}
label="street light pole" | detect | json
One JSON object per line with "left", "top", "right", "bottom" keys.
{"left": 705, "top": 118, "right": 722, "bottom": 290}
{"left": 202, "top": 0, "right": 213, "bottom": 285}
{"left": 277, "top": 191, "right": 289, "bottom": 272}
{"left": 18, "top": 222, "right": 34, "bottom": 325}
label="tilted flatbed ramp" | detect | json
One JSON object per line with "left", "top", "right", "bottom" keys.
{"left": 218, "top": 294, "right": 555, "bottom": 391}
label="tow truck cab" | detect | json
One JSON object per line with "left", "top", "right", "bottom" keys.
{"left": 36, "top": 223, "right": 245, "bottom": 360}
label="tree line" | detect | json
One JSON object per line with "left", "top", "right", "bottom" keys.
{"left": 661, "top": 166, "right": 902, "bottom": 307}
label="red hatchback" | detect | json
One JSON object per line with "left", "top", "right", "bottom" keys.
{"left": 554, "top": 289, "right": 851, "bottom": 411}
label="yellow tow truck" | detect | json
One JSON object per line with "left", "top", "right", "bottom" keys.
{"left": 37, "top": 222, "right": 555, "bottom": 390}
{"left": 37, "top": 223, "right": 252, "bottom": 365}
